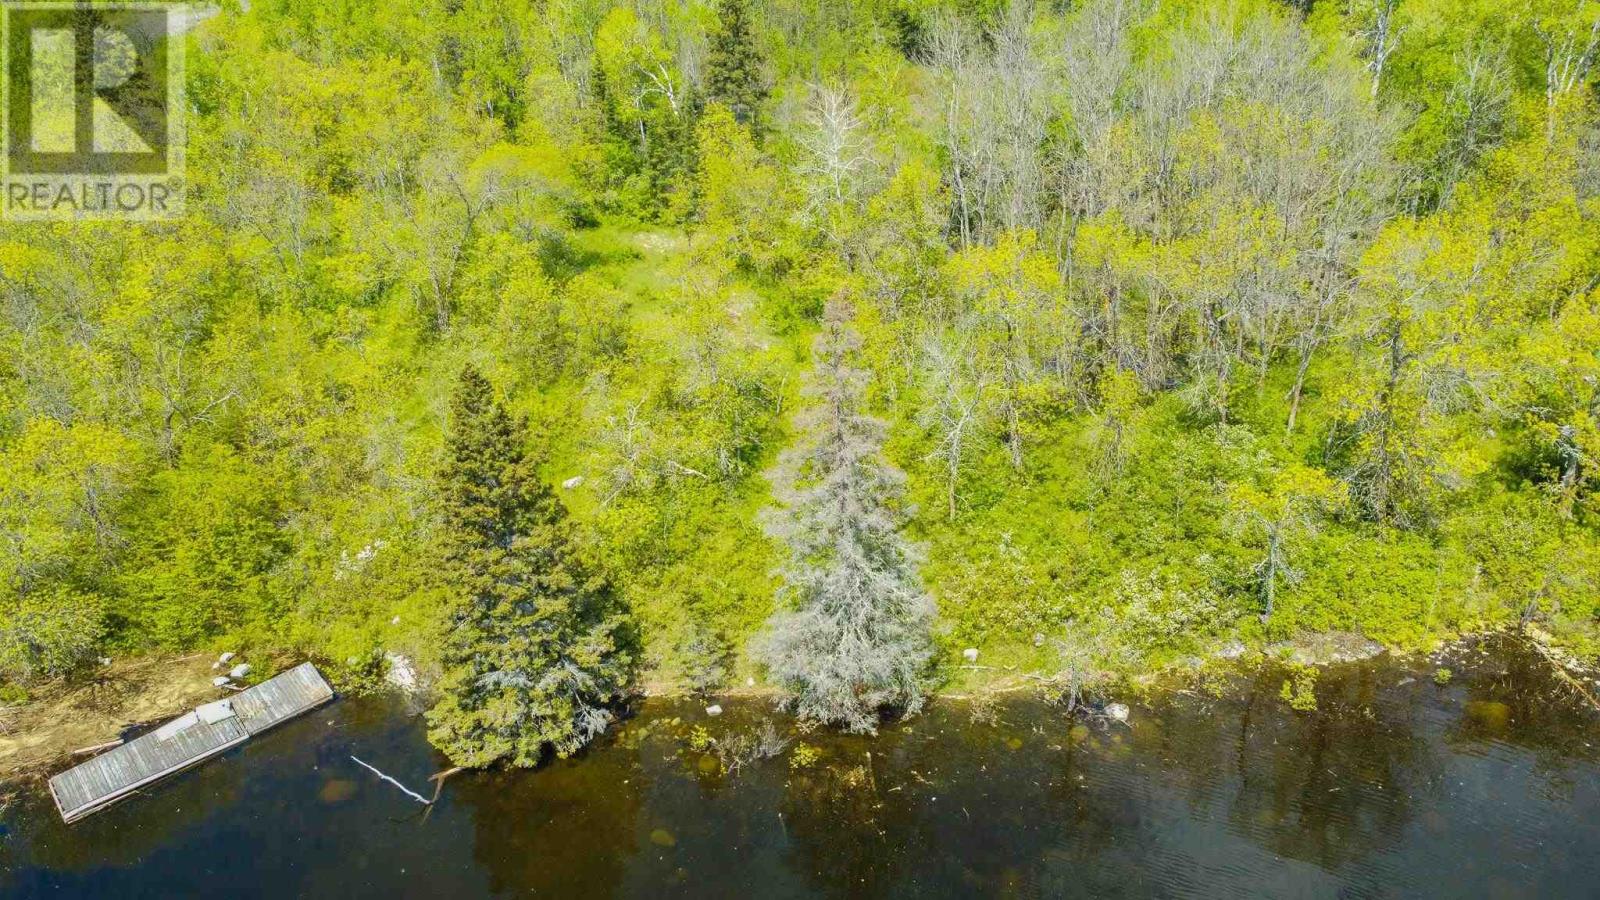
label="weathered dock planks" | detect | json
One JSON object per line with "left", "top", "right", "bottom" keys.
{"left": 48, "top": 662, "right": 334, "bottom": 823}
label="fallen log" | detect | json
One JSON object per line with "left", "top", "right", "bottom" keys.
{"left": 428, "top": 766, "right": 465, "bottom": 804}
{"left": 351, "top": 755, "right": 429, "bottom": 805}
{"left": 71, "top": 739, "right": 123, "bottom": 756}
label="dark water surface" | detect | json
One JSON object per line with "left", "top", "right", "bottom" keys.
{"left": 4, "top": 638, "right": 1600, "bottom": 898}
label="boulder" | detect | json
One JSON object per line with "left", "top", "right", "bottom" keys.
{"left": 1215, "top": 639, "right": 1247, "bottom": 660}
{"left": 1105, "top": 702, "right": 1130, "bottom": 723}
{"left": 562, "top": 476, "right": 584, "bottom": 490}
{"left": 228, "top": 663, "right": 252, "bottom": 679}
{"left": 218, "top": 651, "right": 235, "bottom": 664}
{"left": 962, "top": 648, "right": 979, "bottom": 663}
{"left": 705, "top": 704, "right": 723, "bottom": 717}
{"left": 212, "top": 676, "right": 231, "bottom": 687}
{"left": 384, "top": 652, "right": 419, "bottom": 693}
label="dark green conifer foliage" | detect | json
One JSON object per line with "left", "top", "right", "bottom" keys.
{"left": 704, "top": 0, "right": 767, "bottom": 131}
{"left": 426, "top": 366, "right": 634, "bottom": 768}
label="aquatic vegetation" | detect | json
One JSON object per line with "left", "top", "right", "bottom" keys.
{"left": 789, "top": 742, "right": 822, "bottom": 771}
{"left": 713, "top": 720, "right": 790, "bottom": 777}
{"left": 1280, "top": 665, "right": 1320, "bottom": 712}
{"left": 967, "top": 695, "right": 1001, "bottom": 727}
{"left": 686, "top": 725, "right": 714, "bottom": 754}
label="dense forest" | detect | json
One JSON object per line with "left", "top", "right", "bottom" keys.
{"left": 2, "top": 0, "right": 1598, "bottom": 758}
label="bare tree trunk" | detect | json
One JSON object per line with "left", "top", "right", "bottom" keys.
{"left": 1286, "top": 342, "right": 1315, "bottom": 434}
{"left": 1368, "top": 317, "right": 1407, "bottom": 521}
{"left": 1368, "top": 0, "right": 1401, "bottom": 99}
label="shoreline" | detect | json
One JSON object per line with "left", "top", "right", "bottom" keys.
{"left": 4, "top": 626, "right": 1591, "bottom": 789}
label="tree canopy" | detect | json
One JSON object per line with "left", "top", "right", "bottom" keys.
{"left": 2, "top": 0, "right": 1598, "bottom": 722}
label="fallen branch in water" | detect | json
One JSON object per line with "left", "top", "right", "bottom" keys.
{"left": 419, "top": 766, "right": 467, "bottom": 824}
{"left": 351, "top": 755, "right": 429, "bottom": 804}
{"left": 428, "top": 766, "right": 465, "bottom": 803}
{"left": 1527, "top": 638, "right": 1600, "bottom": 713}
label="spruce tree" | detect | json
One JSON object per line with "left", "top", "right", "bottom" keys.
{"left": 704, "top": 0, "right": 768, "bottom": 131}
{"left": 756, "top": 296, "right": 935, "bottom": 733}
{"left": 426, "top": 366, "right": 633, "bottom": 768}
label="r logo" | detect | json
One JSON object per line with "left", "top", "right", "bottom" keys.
{"left": 2, "top": 2, "right": 185, "bottom": 220}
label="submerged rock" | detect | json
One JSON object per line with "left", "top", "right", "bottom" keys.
{"left": 1105, "top": 703, "right": 1130, "bottom": 723}
{"left": 705, "top": 704, "right": 723, "bottom": 716}
{"left": 649, "top": 828, "right": 677, "bottom": 847}
{"left": 1465, "top": 700, "right": 1512, "bottom": 733}
{"left": 319, "top": 779, "right": 357, "bottom": 805}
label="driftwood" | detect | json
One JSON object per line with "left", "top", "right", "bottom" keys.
{"left": 418, "top": 766, "right": 467, "bottom": 823}
{"left": 351, "top": 755, "right": 429, "bottom": 804}
{"left": 427, "top": 766, "right": 465, "bottom": 803}
{"left": 71, "top": 739, "right": 123, "bottom": 756}
{"left": 1528, "top": 638, "right": 1600, "bottom": 713}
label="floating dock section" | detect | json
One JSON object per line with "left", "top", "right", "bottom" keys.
{"left": 48, "top": 662, "right": 334, "bottom": 823}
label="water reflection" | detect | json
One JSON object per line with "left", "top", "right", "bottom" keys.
{"left": 1220, "top": 663, "right": 1437, "bottom": 871}
{"left": 3, "top": 638, "right": 1598, "bottom": 898}
{"left": 450, "top": 748, "right": 644, "bottom": 896}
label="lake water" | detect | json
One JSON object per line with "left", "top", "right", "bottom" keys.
{"left": 4, "top": 637, "right": 1599, "bottom": 898}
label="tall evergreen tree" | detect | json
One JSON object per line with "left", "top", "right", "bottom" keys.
{"left": 426, "top": 366, "right": 634, "bottom": 768}
{"left": 704, "top": 0, "right": 768, "bottom": 131}
{"left": 756, "top": 296, "right": 935, "bottom": 733}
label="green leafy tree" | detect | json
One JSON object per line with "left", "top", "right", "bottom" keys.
{"left": 426, "top": 366, "right": 634, "bottom": 768}
{"left": 1228, "top": 463, "right": 1344, "bottom": 621}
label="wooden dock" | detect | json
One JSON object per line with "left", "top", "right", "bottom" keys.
{"left": 48, "top": 662, "right": 334, "bottom": 823}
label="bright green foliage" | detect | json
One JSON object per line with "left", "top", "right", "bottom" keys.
{"left": 0, "top": 419, "right": 131, "bottom": 678}
{"left": 0, "top": 584, "right": 105, "bottom": 682}
{"left": 2, "top": 0, "right": 1600, "bottom": 705}
{"left": 1229, "top": 463, "right": 1345, "bottom": 620}
{"left": 425, "top": 366, "right": 634, "bottom": 767}
{"left": 116, "top": 447, "right": 293, "bottom": 649}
